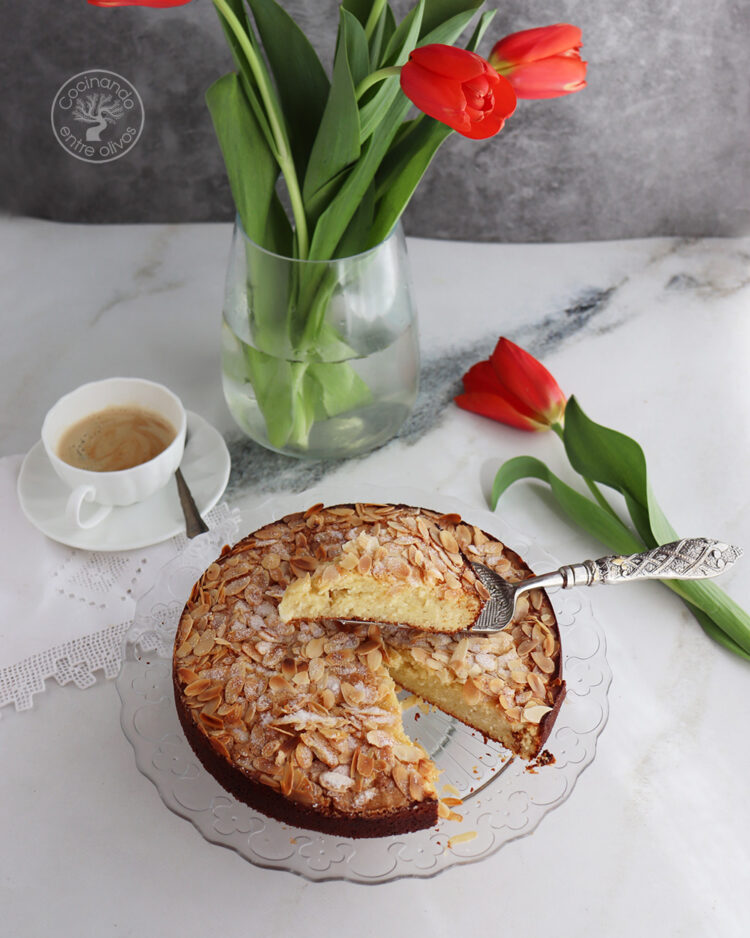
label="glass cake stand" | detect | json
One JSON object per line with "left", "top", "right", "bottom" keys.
{"left": 117, "top": 483, "right": 611, "bottom": 884}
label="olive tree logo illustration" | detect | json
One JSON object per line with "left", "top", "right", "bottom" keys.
{"left": 51, "top": 69, "right": 145, "bottom": 164}
{"left": 72, "top": 92, "right": 125, "bottom": 142}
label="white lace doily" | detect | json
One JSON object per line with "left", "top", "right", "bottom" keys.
{"left": 0, "top": 450, "right": 237, "bottom": 714}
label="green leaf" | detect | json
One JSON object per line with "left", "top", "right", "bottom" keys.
{"left": 369, "top": 116, "right": 452, "bottom": 245}
{"left": 342, "top": 0, "right": 374, "bottom": 30}
{"left": 212, "top": 0, "right": 276, "bottom": 152}
{"left": 341, "top": 6, "right": 371, "bottom": 88}
{"left": 245, "top": 0, "right": 330, "bottom": 174}
{"left": 303, "top": 9, "right": 361, "bottom": 214}
{"left": 308, "top": 360, "right": 372, "bottom": 417}
{"left": 357, "top": 1, "right": 424, "bottom": 144}
{"left": 368, "top": 3, "right": 397, "bottom": 67}
{"left": 562, "top": 396, "right": 750, "bottom": 657}
{"left": 336, "top": 182, "right": 375, "bottom": 258}
{"left": 206, "top": 74, "right": 288, "bottom": 251}
{"left": 679, "top": 600, "right": 750, "bottom": 660}
{"left": 465, "top": 8, "right": 497, "bottom": 52}
{"left": 419, "top": 0, "right": 483, "bottom": 40}
{"left": 382, "top": 0, "right": 425, "bottom": 66}
{"left": 309, "top": 91, "right": 412, "bottom": 260}
{"left": 243, "top": 347, "right": 303, "bottom": 450}
{"left": 491, "top": 456, "right": 645, "bottom": 556}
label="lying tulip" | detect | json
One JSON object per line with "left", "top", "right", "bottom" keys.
{"left": 400, "top": 44, "right": 516, "bottom": 139}
{"left": 455, "top": 337, "right": 566, "bottom": 430}
{"left": 489, "top": 24, "right": 587, "bottom": 99}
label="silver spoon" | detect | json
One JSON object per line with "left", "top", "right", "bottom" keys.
{"left": 470, "top": 537, "right": 742, "bottom": 633}
{"left": 175, "top": 432, "right": 209, "bottom": 538}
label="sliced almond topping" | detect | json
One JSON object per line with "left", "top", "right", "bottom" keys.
{"left": 462, "top": 678, "right": 482, "bottom": 706}
{"left": 358, "top": 639, "right": 379, "bottom": 654}
{"left": 193, "top": 629, "right": 216, "bottom": 658}
{"left": 295, "top": 742, "right": 313, "bottom": 770}
{"left": 438, "top": 513, "right": 462, "bottom": 527}
{"left": 531, "top": 651, "right": 555, "bottom": 674}
{"left": 528, "top": 672, "right": 547, "bottom": 699}
{"left": 392, "top": 763, "right": 410, "bottom": 797}
{"left": 366, "top": 649, "right": 383, "bottom": 672}
{"left": 341, "top": 682, "right": 366, "bottom": 706}
{"left": 439, "top": 529, "right": 459, "bottom": 555}
{"left": 281, "top": 657, "right": 296, "bottom": 680}
{"left": 196, "top": 683, "right": 223, "bottom": 702}
{"left": 280, "top": 760, "right": 295, "bottom": 797}
{"left": 321, "top": 688, "right": 336, "bottom": 710}
{"left": 320, "top": 564, "right": 340, "bottom": 585}
{"left": 543, "top": 634, "right": 556, "bottom": 657}
{"left": 305, "top": 637, "right": 325, "bottom": 658}
{"left": 447, "top": 831, "right": 477, "bottom": 848}
{"left": 338, "top": 553, "right": 358, "bottom": 571}
{"left": 472, "top": 526, "right": 489, "bottom": 545}
{"left": 393, "top": 743, "right": 424, "bottom": 763}
{"left": 451, "top": 637, "right": 470, "bottom": 664}
{"left": 488, "top": 677, "right": 505, "bottom": 695}
{"left": 366, "top": 729, "right": 393, "bottom": 748}
{"left": 517, "top": 638, "right": 539, "bottom": 656}
{"left": 176, "top": 668, "right": 199, "bottom": 684}
{"left": 261, "top": 552, "right": 281, "bottom": 571}
{"left": 357, "top": 751, "right": 375, "bottom": 777}
{"left": 523, "top": 704, "right": 553, "bottom": 724}
{"left": 357, "top": 554, "right": 372, "bottom": 575}
{"left": 184, "top": 678, "right": 211, "bottom": 697}
{"left": 269, "top": 675, "right": 293, "bottom": 693}
{"left": 319, "top": 771, "right": 354, "bottom": 792}
{"left": 199, "top": 712, "right": 224, "bottom": 731}
{"left": 307, "top": 658, "right": 325, "bottom": 683}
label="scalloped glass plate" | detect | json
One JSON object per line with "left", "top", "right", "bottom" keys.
{"left": 117, "top": 483, "right": 611, "bottom": 883}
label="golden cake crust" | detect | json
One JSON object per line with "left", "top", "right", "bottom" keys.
{"left": 173, "top": 502, "right": 565, "bottom": 837}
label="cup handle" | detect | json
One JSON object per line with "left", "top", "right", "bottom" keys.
{"left": 66, "top": 485, "right": 112, "bottom": 529}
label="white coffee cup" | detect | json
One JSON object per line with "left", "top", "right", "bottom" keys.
{"left": 41, "top": 377, "right": 187, "bottom": 529}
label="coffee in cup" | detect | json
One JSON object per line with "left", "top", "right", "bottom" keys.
{"left": 41, "top": 378, "right": 187, "bottom": 529}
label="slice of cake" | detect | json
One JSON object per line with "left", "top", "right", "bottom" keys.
{"left": 278, "top": 519, "right": 489, "bottom": 632}
{"left": 173, "top": 502, "right": 565, "bottom": 838}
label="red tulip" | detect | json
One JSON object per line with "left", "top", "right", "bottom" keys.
{"left": 88, "top": 1, "right": 192, "bottom": 7}
{"left": 489, "top": 24, "right": 587, "bottom": 99}
{"left": 400, "top": 44, "right": 516, "bottom": 140}
{"left": 455, "top": 337, "right": 566, "bottom": 431}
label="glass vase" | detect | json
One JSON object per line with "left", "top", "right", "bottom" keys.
{"left": 221, "top": 219, "right": 419, "bottom": 460}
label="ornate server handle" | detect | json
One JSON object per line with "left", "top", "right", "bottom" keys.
{"left": 523, "top": 538, "right": 742, "bottom": 592}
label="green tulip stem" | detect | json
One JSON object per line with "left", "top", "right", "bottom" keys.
{"left": 356, "top": 66, "right": 402, "bottom": 101}
{"left": 212, "top": 0, "right": 309, "bottom": 258}
{"left": 364, "top": 0, "right": 387, "bottom": 41}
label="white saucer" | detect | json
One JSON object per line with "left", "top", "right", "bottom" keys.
{"left": 17, "top": 410, "right": 231, "bottom": 551}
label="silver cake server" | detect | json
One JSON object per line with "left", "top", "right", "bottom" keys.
{"left": 470, "top": 537, "right": 742, "bottom": 633}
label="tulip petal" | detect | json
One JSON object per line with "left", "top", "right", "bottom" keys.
{"left": 490, "top": 338, "right": 566, "bottom": 425}
{"left": 461, "top": 360, "right": 504, "bottom": 395}
{"left": 491, "top": 24, "right": 582, "bottom": 66}
{"left": 507, "top": 56, "right": 587, "bottom": 99}
{"left": 409, "top": 44, "right": 488, "bottom": 82}
{"left": 455, "top": 392, "right": 546, "bottom": 431}
{"left": 400, "top": 60, "right": 467, "bottom": 121}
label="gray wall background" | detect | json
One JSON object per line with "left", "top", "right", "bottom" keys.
{"left": 2, "top": 0, "right": 749, "bottom": 241}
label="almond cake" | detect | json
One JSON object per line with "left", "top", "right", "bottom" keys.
{"left": 172, "top": 502, "right": 565, "bottom": 838}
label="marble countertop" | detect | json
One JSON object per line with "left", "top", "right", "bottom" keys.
{"left": 1, "top": 217, "right": 749, "bottom": 936}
